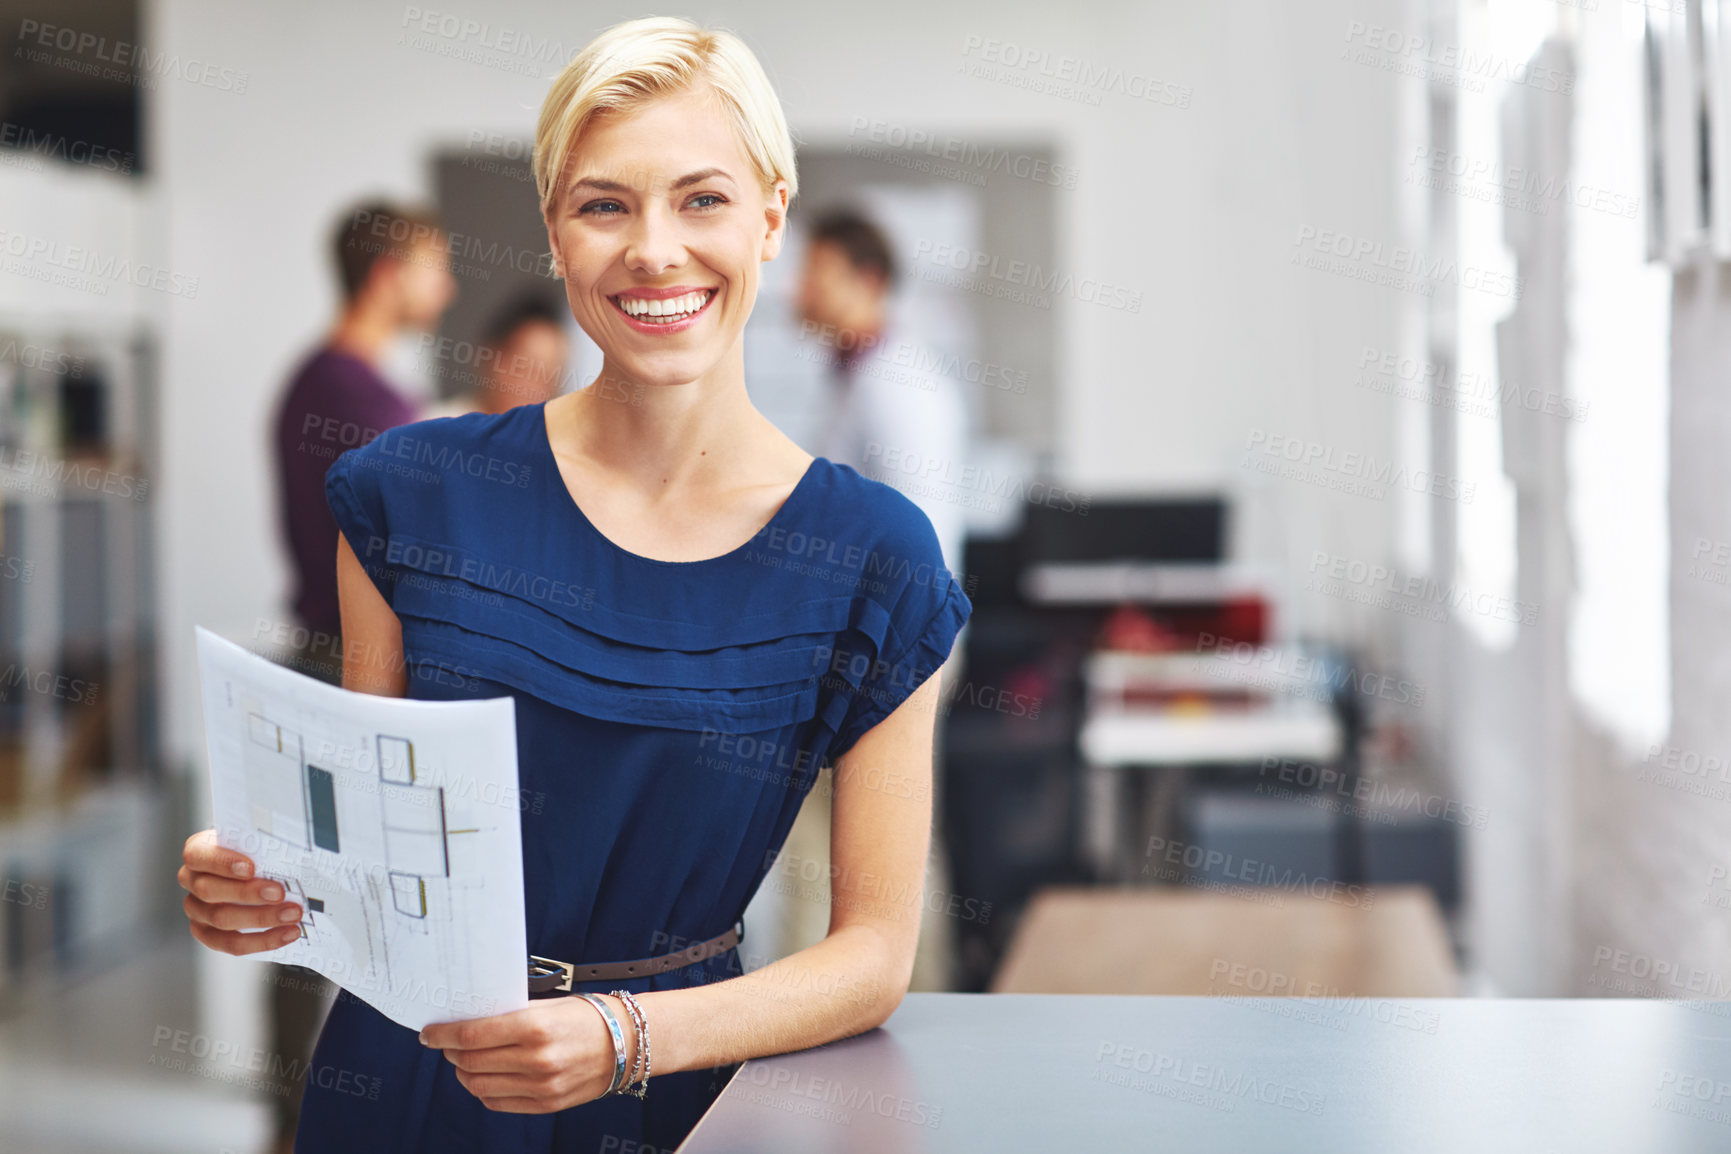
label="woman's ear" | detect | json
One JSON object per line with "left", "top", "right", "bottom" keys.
{"left": 542, "top": 211, "right": 565, "bottom": 279}
{"left": 761, "top": 180, "right": 790, "bottom": 263}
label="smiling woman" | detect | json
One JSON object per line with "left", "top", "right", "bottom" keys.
{"left": 175, "top": 13, "right": 971, "bottom": 1154}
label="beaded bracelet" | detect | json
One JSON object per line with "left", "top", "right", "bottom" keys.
{"left": 612, "top": 988, "right": 651, "bottom": 1098}
{"left": 576, "top": 993, "right": 628, "bottom": 1096}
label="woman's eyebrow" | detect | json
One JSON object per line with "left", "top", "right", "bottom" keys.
{"left": 570, "top": 167, "right": 734, "bottom": 193}
{"left": 668, "top": 167, "right": 732, "bottom": 189}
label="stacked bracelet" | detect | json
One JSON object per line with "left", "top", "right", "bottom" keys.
{"left": 612, "top": 989, "right": 651, "bottom": 1098}
{"left": 576, "top": 993, "right": 628, "bottom": 1096}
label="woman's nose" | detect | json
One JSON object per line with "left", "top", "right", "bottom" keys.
{"left": 623, "top": 203, "right": 684, "bottom": 274}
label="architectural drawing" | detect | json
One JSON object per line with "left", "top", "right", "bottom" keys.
{"left": 197, "top": 627, "right": 527, "bottom": 1030}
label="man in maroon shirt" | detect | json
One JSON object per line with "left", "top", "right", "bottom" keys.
{"left": 272, "top": 200, "right": 457, "bottom": 682}
{"left": 264, "top": 199, "right": 455, "bottom": 1154}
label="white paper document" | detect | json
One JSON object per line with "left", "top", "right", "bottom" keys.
{"left": 195, "top": 626, "right": 528, "bottom": 1031}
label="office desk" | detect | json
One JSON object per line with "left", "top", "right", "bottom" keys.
{"left": 1076, "top": 650, "right": 1346, "bottom": 882}
{"left": 677, "top": 992, "right": 1731, "bottom": 1152}
{"left": 1079, "top": 702, "right": 1343, "bottom": 882}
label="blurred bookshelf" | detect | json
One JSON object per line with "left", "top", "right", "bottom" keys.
{"left": 0, "top": 316, "right": 168, "bottom": 1010}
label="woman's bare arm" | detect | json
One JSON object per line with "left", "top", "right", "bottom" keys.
{"left": 632, "top": 658, "right": 948, "bottom": 1075}
{"left": 335, "top": 530, "right": 407, "bottom": 698}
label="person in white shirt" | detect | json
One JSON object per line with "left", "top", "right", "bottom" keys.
{"left": 795, "top": 209, "right": 971, "bottom": 573}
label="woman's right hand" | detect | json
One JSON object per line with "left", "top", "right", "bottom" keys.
{"left": 179, "top": 829, "right": 304, "bottom": 956}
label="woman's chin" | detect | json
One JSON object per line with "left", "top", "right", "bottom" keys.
{"left": 599, "top": 348, "right": 725, "bottom": 390}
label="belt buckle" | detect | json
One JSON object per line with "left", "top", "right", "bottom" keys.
{"left": 529, "top": 954, "right": 574, "bottom": 994}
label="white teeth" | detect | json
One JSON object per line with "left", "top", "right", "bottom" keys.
{"left": 616, "top": 290, "right": 712, "bottom": 321}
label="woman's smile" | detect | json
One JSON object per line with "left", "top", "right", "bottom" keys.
{"left": 607, "top": 285, "right": 719, "bottom": 334}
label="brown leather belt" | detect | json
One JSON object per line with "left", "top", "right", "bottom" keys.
{"left": 527, "top": 920, "right": 744, "bottom": 995}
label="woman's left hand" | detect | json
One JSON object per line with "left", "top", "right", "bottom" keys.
{"left": 419, "top": 996, "right": 631, "bottom": 1113}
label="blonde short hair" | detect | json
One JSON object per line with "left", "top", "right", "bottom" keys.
{"left": 533, "top": 16, "right": 798, "bottom": 218}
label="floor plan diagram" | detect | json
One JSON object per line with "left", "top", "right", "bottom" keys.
{"left": 196, "top": 627, "right": 527, "bottom": 1030}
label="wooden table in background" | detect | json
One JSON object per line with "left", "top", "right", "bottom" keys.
{"left": 990, "top": 884, "right": 1457, "bottom": 997}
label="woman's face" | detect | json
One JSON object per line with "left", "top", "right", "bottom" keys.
{"left": 543, "top": 85, "right": 788, "bottom": 389}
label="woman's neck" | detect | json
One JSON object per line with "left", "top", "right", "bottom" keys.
{"left": 556, "top": 353, "right": 793, "bottom": 497}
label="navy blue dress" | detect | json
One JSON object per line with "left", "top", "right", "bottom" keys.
{"left": 298, "top": 400, "right": 971, "bottom": 1152}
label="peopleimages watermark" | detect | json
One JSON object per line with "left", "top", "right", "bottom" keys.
{"left": 1636, "top": 743, "right": 1731, "bottom": 803}
{"left": 1705, "top": 863, "right": 1731, "bottom": 910}
{"left": 286, "top": 945, "right": 501, "bottom": 1018}
{"left": 346, "top": 207, "right": 555, "bottom": 284}
{"left": 1207, "top": 959, "right": 1442, "bottom": 1035}
{"left": 1340, "top": 21, "right": 1575, "bottom": 95}
{"left": 700, "top": 939, "right": 886, "bottom": 1011}
{"left": 353, "top": 533, "right": 596, "bottom": 613}
{"left": 958, "top": 35, "right": 1193, "bottom": 110}
{"left": 0, "top": 335, "right": 91, "bottom": 378}
{"left": 1092, "top": 1042, "right": 1326, "bottom": 1115}
{"left": 1243, "top": 428, "right": 1477, "bottom": 504}
{"left": 0, "top": 663, "right": 99, "bottom": 706}
{"left": 762, "top": 849, "right": 993, "bottom": 927}
{"left": 910, "top": 239, "right": 1143, "bottom": 313}
{"left": 250, "top": 614, "right": 491, "bottom": 694}
{"left": 396, "top": 6, "right": 577, "bottom": 77}
{"left": 1257, "top": 758, "right": 1489, "bottom": 830}
{"left": 1587, "top": 946, "right": 1731, "bottom": 999}
{"left": 740, "top": 529, "right": 978, "bottom": 602}
{"left": 0, "top": 445, "right": 149, "bottom": 501}
{"left": 1, "top": 877, "right": 49, "bottom": 911}
{"left": 411, "top": 331, "right": 623, "bottom": 403}
{"left": 1354, "top": 345, "right": 1588, "bottom": 424}
{"left": 1291, "top": 225, "right": 1521, "bottom": 301}
{"left": 844, "top": 117, "right": 1079, "bottom": 190}
{"left": 15, "top": 18, "right": 250, "bottom": 93}
{"left": 354, "top": 425, "right": 533, "bottom": 488}
{"left": 1685, "top": 537, "right": 1731, "bottom": 589}
{"left": 736, "top": 1062, "right": 944, "bottom": 1130}
{"left": 1654, "top": 1068, "right": 1731, "bottom": 1128}
{"left": 149, "top": 1025, "right": 380, "bottom": 1099}
{"left": 0, "top": 122, "right": 134, "bottom": 174}
{"left": 1194, "top": 631, "right": 1426, "bottom": 708}
{"left": 1142, "top": 834, "right": 1373, "bottom": 909}
{"left": 1406, "top": 145, "right": 1637, "bottom": 220}
{"left": 862, "top": 443, "right": 1090, "bottom": 515}
{"left": 795, "top": 320, "right": 1031, "bottom": 395}
{"left": 458, "top": 130, "right": 537, "bottom": 184}
{"left": 0, "top": 227, "right": 201, "bottom": 299}
{"left": 596, "top": 1139, "right": 676, "bottom": 1154}
{"left": 1302, "top": 549, "right": 1538, "bottom": 628}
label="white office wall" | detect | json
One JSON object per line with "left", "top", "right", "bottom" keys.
{"left": 1566, "top": 257, "right": 1729, "bottom": 998}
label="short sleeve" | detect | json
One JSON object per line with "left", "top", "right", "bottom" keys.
{"left": 827, "top": 536, "right": 973, "bottom": 762}
{"left": 324, "top": 442, "right": 396, "bottom": 610}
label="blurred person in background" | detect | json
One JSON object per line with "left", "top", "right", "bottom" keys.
{"left": 272, "top": 199, "right": 457, "bottom": 678}
{"left": 264, "top": 198, "right": 457, "bottom": 1153}
{"left": 424, "top": 291, "right": 571, "bottom": 417}
{"left": 796, "top": 208, "right": 971, "bottom": 572}
{"left": 790, "top": 210, "right": 974, "bottom": 992}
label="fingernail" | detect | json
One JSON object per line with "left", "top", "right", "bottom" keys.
{"left": 263, "top": 884, "right": 284, "bottom": 902}
{"left": 233, "top": 862, "right": 252, "bottom": 878}
{"left": 279, "top": 906, "right": 301, "bottom": 923}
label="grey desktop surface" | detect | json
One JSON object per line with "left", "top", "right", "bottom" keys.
{"left": 676, "top": 992, "right": 1731, "bottom": 1153}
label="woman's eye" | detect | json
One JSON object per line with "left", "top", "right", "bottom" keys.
{"left": 690, "top": 193, "right": 727, "bottom": 210}
{"left": 578, "top": 200, "right": 624, "bottom": 216}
